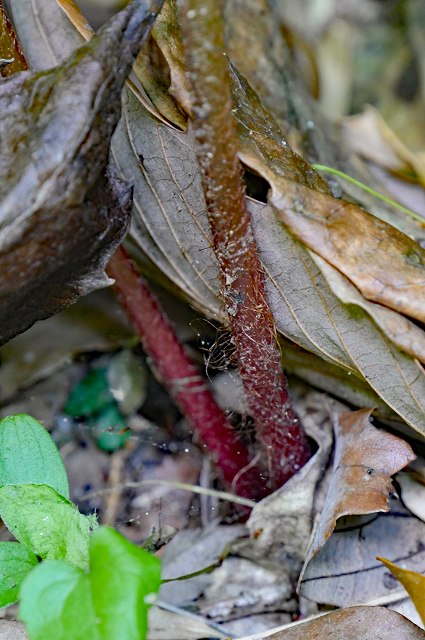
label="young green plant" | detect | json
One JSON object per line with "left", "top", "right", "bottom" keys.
{"left": 0, "top": 414, "right": 161, "bottom": 640}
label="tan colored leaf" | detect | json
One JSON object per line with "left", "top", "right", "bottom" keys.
{"left": 301, "top": 409, "right": 415, "bottom": 573}
{"left": 269, "top": 177, "right": 425, "bottom": 323}
{"left": 224, "top": 0, "right": 425, "bottom": 244}
{"left": 343, "top": 106, "right": 425, "bottom": 186}
{"left": 239, "top": 606, "right": 425, "bottom": 640}
{"left": 56, "top": 0, "right": 94, "bottom": 39}
{"left": 151, "top": 0, "right": 192, "bottom": 116}
{"left": 311, "top": 253, "right": 425, "bottom": 364}
{"left": 379, "top": 558, "right": 425, "bottom": 627}
{"left": 398, "top": 471, "right": 425, "bottom": 523}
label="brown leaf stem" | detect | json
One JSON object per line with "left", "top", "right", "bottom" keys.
{"left": 107, "top": 246, "right": 269, "bottom": 500}
{"left": 180, "top": 0, "right": 310, "bottom": 487}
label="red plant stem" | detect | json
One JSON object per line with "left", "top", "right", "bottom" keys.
{"left": 180, "top": 0, "right": 310, "bottom": 487}
{"left": 107, "top": 246, "right": 269, "bottom": 500}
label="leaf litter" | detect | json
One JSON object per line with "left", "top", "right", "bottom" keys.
{"left": 2, "top": 0, "right": 425, "bottom": 638}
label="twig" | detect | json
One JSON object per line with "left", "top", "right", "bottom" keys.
{"left": 107, "top": 247, "right": 268, "bottom": 500}
{"left": 180, "top": 0, "right": 311, "bottom": 487}
{"left": 80, "top": 477, "right": 257, "bottom": 508}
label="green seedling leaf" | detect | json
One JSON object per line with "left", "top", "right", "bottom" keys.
{"left": 0, "top": 542, "right": 38, "bottom": 608}
{"left": 89, "top": 403, "right": 130, "bottom": 452}
{"left": 20, "top": 526, "right": 161, "bottom": 640}
{"left": 0, "top": 485, "right": 96, "bottom": 570}
{"left": 0, "top": 415, "right": 69, "bottom": 499}
{"left": 64, "top": 368, "right": 114, "bottom": 418}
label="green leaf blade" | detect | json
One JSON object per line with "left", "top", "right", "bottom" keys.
{"left": 0, "top": 542, "right": 38, "bottom": 608}
{"left": 0, "top": 485, "right": 94, "bottom": 570}
{"left": 19, "top": 560, "right": 96, "bottom": 640}
{"left": 19, "top": 527, "right": 161, "bottom": 640}
{"left": 89, "top": 527, "right": 161, "bottom": 640}
{"left": 0, "top": 415, "right": 69, "bottom": 499}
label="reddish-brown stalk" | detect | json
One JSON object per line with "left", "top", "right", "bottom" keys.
{"left": 180, "top": 0, "right": 310, "bottom": 487}
{"left": 107, "top": 247, "right": 269, "bottom": 500}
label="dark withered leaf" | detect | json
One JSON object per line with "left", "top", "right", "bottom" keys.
{"left": 0, "top": 0, "right": 163, "bottom": 345}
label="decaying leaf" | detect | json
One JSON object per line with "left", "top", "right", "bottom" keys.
{"left": 311, "top": 254, "right": 425, "bottom": 364}
{"left": 379, "top": 558, "right": 425, "bottom": 627}
{"left": 300, "top": 409, "right": 414, "bottom": 575}
{"left": 0, "top": 0, "right": 164, "bottom": 344}
{"left": 148, "top": 607, "right": 226, "bottom": 640}
{"left": 299, "top": 496, "right": 425, "bottom": 607}
{"left": 268, "top": 177, "right": 425, "bottom": 323}
{"left": 247, "top": 391, "right": 336, "bottom": 580}
{"left": 238, "top": 606, "right": 425, "bottom": 640}
{"left": 343, "top": 106, "right": 425, "bottom": 186}
{"left": 159, "top": 524, "right": 245, "bottom": 606}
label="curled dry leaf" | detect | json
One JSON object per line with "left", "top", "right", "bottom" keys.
{"left": 343, "top": 106, "right": 425, "bottom": 187}
{"left": 311, "top": 254, "right": 425, "bottom": 364}
{"left": 269, "top": 177, "right": 425, "bottom": 323}
{"left": 241, "top": 606, "right": 425, "bottom": 640}
{"left": 300, "top": 409, "right": 415, "bottom": 577}
{"left": 0, "top": 0, "right": 164, "bottom": 344}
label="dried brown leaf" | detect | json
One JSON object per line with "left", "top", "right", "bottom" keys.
{"left": 301, "top": 409, "right": 415, "bottom": 572}
{"left": 244, "top": 606, "right": 425, "bottom": 640}
{"left": 269, "top": 178, "right": 425, "bottom": 323}
{"left": 311, "top": 254, "right": 425, "bottom": 364}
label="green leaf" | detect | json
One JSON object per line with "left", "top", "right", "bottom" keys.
{"left": 0, "top": 542, "right": 38, "bottom": 608}
{"left": 0, "top": 485, "right": 96, "bottom": 570}
{"left": 64, "top": 368, "right": 114, "bottom": 418}
{"left": 19, "top": 561, "right": 95, "bottom": 640}
{"left": 89, "top": 403, "right": 130, "bottom": 452}
{"left": 19, "top": 526, "right": 161, "bottom": 640}
{"left": 0, "top": 415, "right": 69, "bottom": 499}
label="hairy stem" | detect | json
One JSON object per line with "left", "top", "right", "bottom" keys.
{"left": 107, "top": 247, "right": 269, "bottom": 500}
{"left": 180, "top": 1, "right": 310, "bottom": 487}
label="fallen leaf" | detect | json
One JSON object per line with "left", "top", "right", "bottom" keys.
{"left": 0, "top": 289, "right": 132, "bottom": 402}
{"left": 247, "top": 390, "right": 336, "bottom": 579}
{"left": 148, "top": 607, "right": 226, "bottom": 640}
{"left": 0, "top": 1, "right": 163, "bottom": 344}
{"left": 237, "top": 606, "right": 425, "bottom": 640}
{"left": 299, "top": 495, "right": 425, "bottom": 607}
{"left": 398, "top": 471, "right": 425, "bottom": 523}
{"left": 268, "top": 177, "right": 425, "bottom": 323}
{"left": 379, "top": 558, "right": 425, "bottom": 627}
{"left": 224, "top": 0, "right": 425, "bottom": 243}
{"left": 343, "top": 106, "right": 425, "bottom": 186}
{"left": 300, "top": 409, "right": 415, "bottom": 576}
{"left": 310, "top": 253, "right": 425, "bottom": 364}
{"left": 159, "top": 524, "right": 245, "bottom": 606}
{"left": 199, "top": 557, "right": 294, "bottom": 621}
